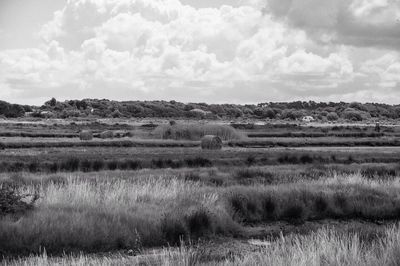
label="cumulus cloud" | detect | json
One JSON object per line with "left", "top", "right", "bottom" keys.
{"left": 266, "top": 0, "right": 400, "bottom": 49}
{"left": 0, "top": 0, "right": 399, "bottom": 104}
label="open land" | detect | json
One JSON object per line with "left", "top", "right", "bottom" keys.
{"left": 2, "top": 119, "right": 400, "bottom": 265}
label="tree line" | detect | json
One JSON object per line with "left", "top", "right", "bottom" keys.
{"left": 1, "top": 98, "right": 400, "bottom": 121}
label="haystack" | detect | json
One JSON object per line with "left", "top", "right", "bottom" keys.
{"left": 79, "top": 130, "right": 93, "bottom": 141}
{"left": 100, "top": 130, "right": 114, "bottom": 139}
{"left": 201, "top": 135, "right": 222, "bottom": 150}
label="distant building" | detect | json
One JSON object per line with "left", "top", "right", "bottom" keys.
{"left": 302, "top": 116, "right": 315, "bottom": 122}
{"left": 189, "top": 108, "right": 214, "bottom": 118}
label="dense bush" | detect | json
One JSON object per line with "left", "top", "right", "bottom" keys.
{"left": 327, "top": 112, "right": 339, "bottom": 121}
{"left": 0, "top": 101, "right": 25, "bottom": 118}
{"left": 0, "top": 185, "right": 37, "bottom": 216}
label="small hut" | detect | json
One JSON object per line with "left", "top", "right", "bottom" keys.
{"left": 100, "top": 130, "right": 114, "bottom": 139}
{"left": 201, "top": 135, "right": 222, "bottom": 150}
{"left": 79, "top": 130, "right": 93, "bottom": 141}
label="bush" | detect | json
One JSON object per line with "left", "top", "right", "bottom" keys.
{"left": 61, "top": 158, "right": 80, "bottom": 172}
{"left": 92, "top": 160, "right": 105, "bottom": 171}
{"left": 0, "top": 185, "right": 37, "bottom": 216}
{"left": 127, "top": 160, "right": 142, "bottom": 170}
{"left": 246, "top": 155, "right": 256, "bottom": 166}
{"left": 185, "top": 208, "right": 213, "bottom": 238}
{"left": 327, "top": 112, "right": 339, "bottom": 121}
{"left": 262, "top": 197, "right": 276, "bottom": 220}
{"left": 49, "top": 162, "right": 59, "bottom": 173}
{"left": 278, "top": 155, "right": 299, "bottom": 164}
{"left": 80, "top": 159, "right": 92, "bottom": 172}
{"left": 28, "top": 161, "right": 39, "bottom": 173}
{"left": 185, "top": 157, "right": 212, "bottom": 168}
{"left": 107, "top": 160, "right": 118, "bottom": 170}
{"left": 282, "top": 204, "right": 305, "bottom": 223}
{"left": 161, "top": 214, "right": 188, "bottom": 245}
{"left": 314, "top": 195, "right": 328, "bottom": 214}
{"left": 299, "top": 154, "right": 314, "bottom": 164}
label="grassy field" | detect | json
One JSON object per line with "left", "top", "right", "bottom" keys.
{"left": 6, "top": 226, "right": 400, "bottom": 266}
{"left": 2, "top": 120, "right": 400, "bottom": 265}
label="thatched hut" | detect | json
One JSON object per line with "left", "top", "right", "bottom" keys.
{"left": 79, "top": 130, "right": 93, "bottom": 141}
{"left": 201, "top": 135, "right": 222, "bottom": 150}
{"left": 100, "top": 130, "right": 114, "bottom": 139}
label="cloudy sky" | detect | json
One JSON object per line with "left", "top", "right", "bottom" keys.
{"left": 0, "top": 0, "right": 399, "bottom": 105}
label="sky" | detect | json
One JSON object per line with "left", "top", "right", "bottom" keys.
{"left": 0, "top": 0, "right": 399, "bottom": 105}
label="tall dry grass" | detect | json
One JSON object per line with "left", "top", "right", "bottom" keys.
{"left": 153, "top": 123, "right": 244, "bottom": 141}
{"left": 6, "top": 226, "right": 400, "bottom": 266}
{"left": 2, "top": 173, "right": 400, "bottom": 256}
{"left": 0, "top": 176, "right": 236, "bottom": 255}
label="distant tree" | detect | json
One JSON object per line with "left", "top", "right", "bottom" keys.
{"left": 45, "top": 98, "right": 57, "bottom": 107}
{"left": 281, "top": 109, "right": 304, "bottom": 120}
{"left": 254, "top": 107, "right": 276, "bottom": 119}
{"left": 111, "top": 110, "right": 123, "bottom": 118}
{"left": 327, "top": 112, "right": 339, "bottom": 121}
{"left": 0, "top": 101, "right": 25, "bottom": 118}
{"left": 342, "top": 108, "right": 365, "bottom": 121}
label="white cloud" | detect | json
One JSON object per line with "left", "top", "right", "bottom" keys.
{"left": 0, "top": 0, "right": 400, "bottom": 104}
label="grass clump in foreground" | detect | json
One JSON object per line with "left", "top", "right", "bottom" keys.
{"left": 2, "top": 173, "right": 400, "bottom": 256}
{"left": 6, "top": 226, "right": 400, "bottom": 266}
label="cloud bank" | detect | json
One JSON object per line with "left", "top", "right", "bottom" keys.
{"left": 0, "top": 0, "right": 399, "bottom": 104}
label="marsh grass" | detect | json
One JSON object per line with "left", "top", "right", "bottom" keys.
{"left": 153, "top": 124, "right": 244, "bottom": 141}
{"left": 2, "top": 173, "right": 400, "bottom": 256}
{"left": 7, "top": 226, "right": 400, "bottom": 266}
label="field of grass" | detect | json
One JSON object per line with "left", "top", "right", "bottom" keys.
{"left": 2, "top": 119, "right": 400, "bottom": 265}
{"left": 2, "top": 171, "right": 400, "bottom": 256}
{"left": 6, "top": 225, "right": 400, "bottom": 266}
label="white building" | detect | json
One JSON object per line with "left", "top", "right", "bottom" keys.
{"left": 302, "top": 116, "right": 315, "bottom": 122}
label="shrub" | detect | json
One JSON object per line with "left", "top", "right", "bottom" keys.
{"left": 127, "top": 160, "right": 142, "bottom": 170}
{"left": 161, "top": 214, "right": 188, "bottom": 245}
{"left": 118, "top": 161, "right": 129, "bottom": 170}
{"left": 300, "top": 154, "right": 314, "bottom": 164}
{"left": 49, "top": 162, "right": 59, "bottom": 173}
{"left": 278, "top": 155, "right": 299, "bottom": 164}
{"left": 208, "top": 176, "right": 224, "bottom": 186}
{"left": 92, "top": 160, "right": 105, "bottom": 171}
{"left": 28, "top": 161, "right": 39, "bottom": 173}
{"left": 262, "top": 197, "right": 276, "bottom": 221}
{"left": 282, "top": 204, "right": 305, "bottom": 223}
{"left": 228, "top": 193, "right": 259, "bottom": 223}
{"left": 0, "top": 185, "right": 37, "bottom": 216}
{"left": 80, "top": 159, "right": 92, "bottom": 172}
{"left": 327, "top": 112, "right": 339, "bottom": 121}
{"left": 315, "top": 195, "right": 328, "bottom": 214}
{"left": 79, "top": 130, "right": 93, "bottom": 141}
{"left": 107, "top": 160, "right": 118, "bottom": 170}
{"left": 151, "top": 159, "right": 165, "bottom": 169}
{"left": 246, "top": 155, "right": 256, "bottom": 166}
{"left": 9, "top": 162, "right": 24, "bottom": 172}
{"left": 334, "top": 193, "right": 349, "bottom": 214}
{"left": 61, "top": 158, "right": 80, "bottom": 172}
{"left": 185, "top": 208, "right": 213, "bottom": 238}
{"left": 185, "top": 157, "right": 212, "bottom": 168}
